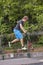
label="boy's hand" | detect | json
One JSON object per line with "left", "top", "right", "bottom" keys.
{"left": 24, "top": 30, "right": 27, "bottom": 34}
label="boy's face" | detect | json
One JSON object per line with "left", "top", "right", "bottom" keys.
{"left": 22, "top": 16, "right": 28, "bottom": 22}
{"left": 24, "top": 19, "right": 28, "bottom": 22}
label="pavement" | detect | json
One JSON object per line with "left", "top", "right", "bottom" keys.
{"left": 0, "top": 57, "right": 43, "bottom": 65}
{"left": 0, "top": 52, "right": 43, "bottom": 65}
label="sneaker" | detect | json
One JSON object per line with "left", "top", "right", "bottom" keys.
{"left": 8, "top": 42, "right": 11, "bottom": 48}
{"left": 21, "top": 46, "right": 27, "bottom": 50}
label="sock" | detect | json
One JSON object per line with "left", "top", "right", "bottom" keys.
{"left": 9, "top": 42, "right": 11, "bottom": 47}
{"left": 22, "top": 46, "right": 24, "bottom": 48}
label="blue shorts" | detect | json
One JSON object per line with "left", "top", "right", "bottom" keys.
{"left": 13, "top": 29, "right": 23, "bottom": 39}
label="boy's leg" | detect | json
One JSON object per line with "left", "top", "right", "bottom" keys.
{"left": 8, "top": 39, "right": 19, "bottom": 47}
{"left": 20, "top": 38, "right": 27, "bottom": 50}
{"left": 11, "top": 39, "right": 19, "bottom": 43}
{"left": 20, "top": 38, "right": 24, "bottom": 47}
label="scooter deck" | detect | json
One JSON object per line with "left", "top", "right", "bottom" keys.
{"left": 16, "top": 47, "right": 34, "bottom": 53}
{"left": 16, "top": 48, "right": 28, "bottom": 53}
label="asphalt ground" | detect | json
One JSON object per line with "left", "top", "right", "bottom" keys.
{"left": 0, "top": 58, "right": 43, "bottom": 65}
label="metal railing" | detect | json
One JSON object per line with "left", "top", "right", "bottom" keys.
{"left": 27, "top": 31, "right": 43, "bottom": 36}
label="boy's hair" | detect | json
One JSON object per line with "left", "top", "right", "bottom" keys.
{"left": 23, "top": 16, "right": 28, "bottom": 20}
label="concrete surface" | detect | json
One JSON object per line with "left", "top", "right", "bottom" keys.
{"left": 0, "top": 58, "right": 43, "bottom": 65}
{"left": 0, "top": 52, "right": 43, "bottom": 65}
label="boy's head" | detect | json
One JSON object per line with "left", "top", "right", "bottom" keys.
{"left": 22, "top": 16, "right": 28, "bottom": 22}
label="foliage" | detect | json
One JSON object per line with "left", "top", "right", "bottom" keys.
{"left": 0, "top": 0, "right": 43, "bottom": 47}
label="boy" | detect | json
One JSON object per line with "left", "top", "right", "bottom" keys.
{"left": 8, "top": 16, "right": 28, "bottom": 50}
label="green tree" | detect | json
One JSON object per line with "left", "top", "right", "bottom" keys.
{"left": 0, "top": 0, "right": 43, "bottom": 46}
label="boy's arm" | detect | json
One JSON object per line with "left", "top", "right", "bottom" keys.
{"left": 20, "top": 24, "right": 27, "bottom": 33}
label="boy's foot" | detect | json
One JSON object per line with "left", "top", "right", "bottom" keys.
{"left": 21, "top": 46, "right": 27, "bottom": 50}
{"left": 8, "top": 42, "right": 11, "bottom": 48}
